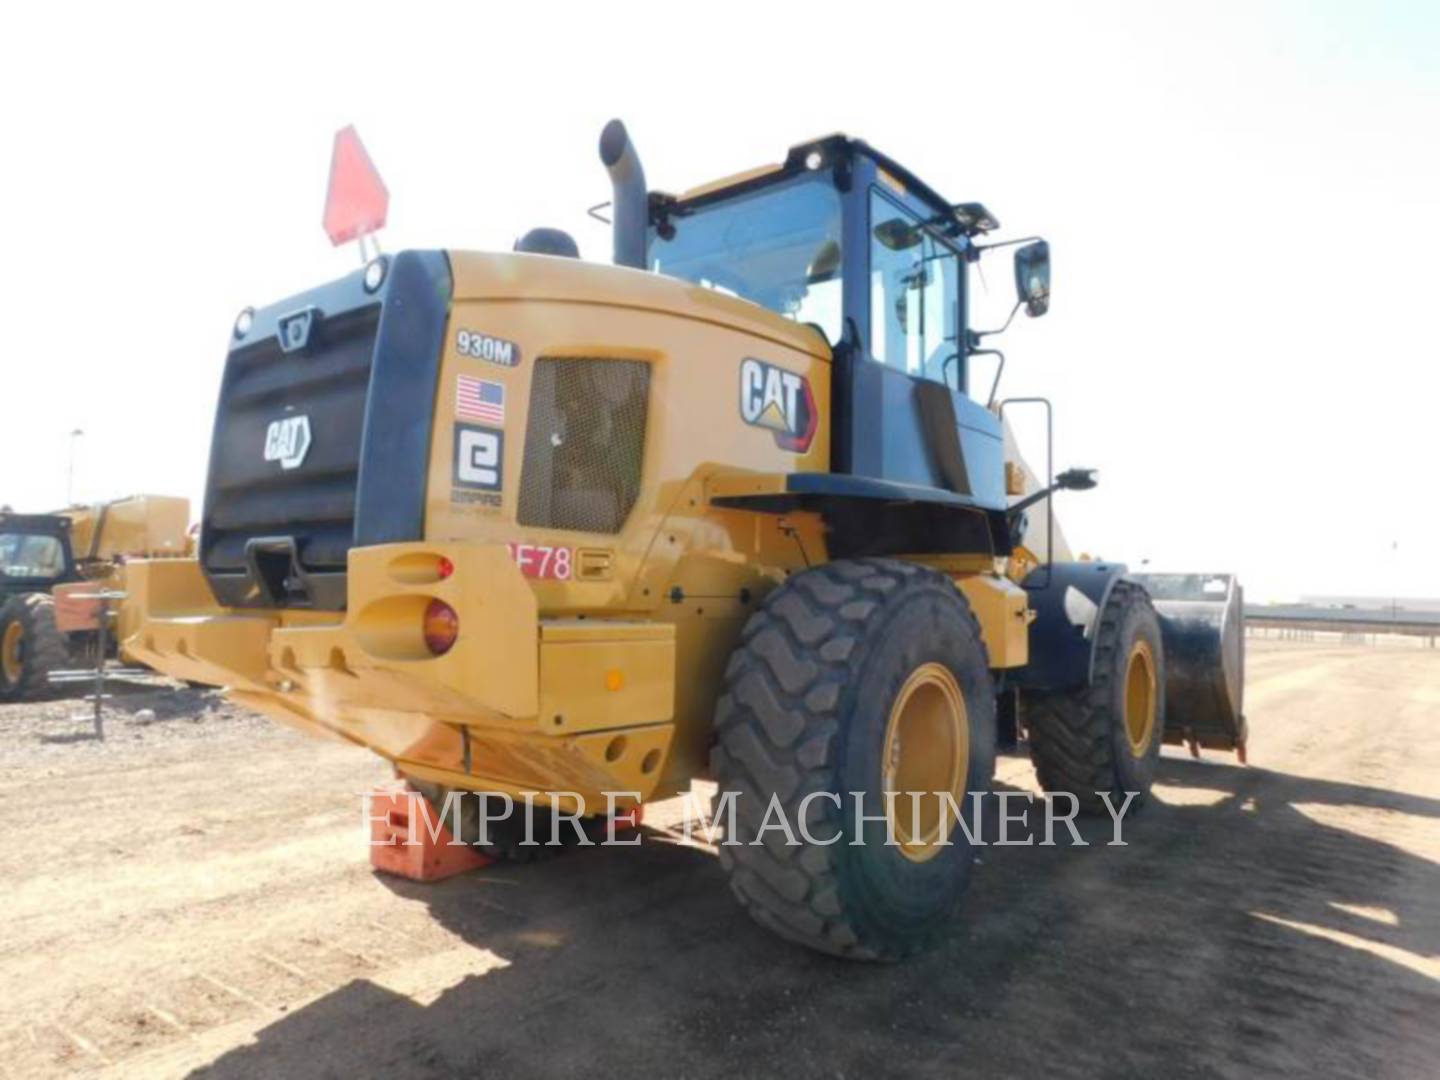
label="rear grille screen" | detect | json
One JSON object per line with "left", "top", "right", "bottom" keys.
{"left": 204, "top": 305, "right": 379, "bottom": 579}
{"left": 518, "top": 359, "right": 650, "bottom": 534}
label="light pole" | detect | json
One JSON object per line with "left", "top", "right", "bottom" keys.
{"left": 1391, "top": 540, "right": 1399, "bottom": 621}
{"left": 66, "top": 428, "right": 84, "bottom": 506}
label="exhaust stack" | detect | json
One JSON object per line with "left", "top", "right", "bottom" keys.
{"left": 599, "top": 119, "right": 648, "bottom": 270}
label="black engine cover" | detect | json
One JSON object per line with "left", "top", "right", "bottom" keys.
{"left": 200, "top": 250, "right": 452, "bottom": 610}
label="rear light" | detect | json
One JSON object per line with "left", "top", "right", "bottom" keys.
{"left": 423, "top": 599, "right": 459, "bottom": 655}
{"left": 437, "top": 556, "right": 455, "bottom": 580}
{"left": 363, "top": 257, "right": 387, "bottom": 292}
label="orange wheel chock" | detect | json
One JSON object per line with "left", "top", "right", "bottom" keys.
{"left": 609, "top": 805, "right": 645, "bottom": 834}
{"left": 368, "top": 785, "right": 493, "bottom": 882}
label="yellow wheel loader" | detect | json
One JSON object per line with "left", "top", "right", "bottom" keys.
{"left": 0, "top": 496, "right": 190, "bottom": 700}
{"left": 122, "top": 122, "right": 1242, "bottom": 959}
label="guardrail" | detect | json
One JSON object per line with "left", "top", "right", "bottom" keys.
{"left": 1246, "top": 605, "right": 1440, "bottom": 642}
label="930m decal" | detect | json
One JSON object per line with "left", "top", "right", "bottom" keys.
{"left": 456, "top": 329, "right": 521, "bottom": 368}
{"left": 739, "top": 357, "right": 817, "bottom": 453}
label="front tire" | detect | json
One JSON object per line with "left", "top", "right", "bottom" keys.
{"left": 1025, "top": 580, "right": 1165, "bottom": 813}
{"left": 711, "top": 558, "right": 996, "bottom": 961}
{"left": 0, "top": 594, "right": 70, "bottom": 702}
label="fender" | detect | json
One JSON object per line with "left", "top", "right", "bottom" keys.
{"left": 1009, "top": 560, "right": 1132, "bottom": 692}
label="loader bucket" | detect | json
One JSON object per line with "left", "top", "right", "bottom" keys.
{"left": 1131, "top": 573, "right": 1247, "bottom": 755}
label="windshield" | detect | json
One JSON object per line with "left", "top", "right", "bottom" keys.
{"left": 649, "top": 173, "right": 843, "bottom": 342}
{"left": 0, "top": 532, "right": 66, "bottom": 580}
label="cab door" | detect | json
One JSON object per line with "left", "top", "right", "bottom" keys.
{"left": 848, "top": 186, "right": 1005, "bottom": 510}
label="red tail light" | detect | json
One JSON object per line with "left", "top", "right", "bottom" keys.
{"left": 423, "top": 599, "right": 459, "bottom": 655}
{"left": 437, "top": 556, "right": 455, "bottom": 580}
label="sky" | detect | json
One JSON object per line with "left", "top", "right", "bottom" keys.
{"left": 1, "top": 1, "right": 1436, "bottom": 602}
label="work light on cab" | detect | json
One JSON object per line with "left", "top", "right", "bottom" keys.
{"left": 423, "top": 600, "right": 458, "bottom": 655}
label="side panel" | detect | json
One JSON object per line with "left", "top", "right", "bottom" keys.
{"left": 955, "top": 574, "right": 1030, "bottom": 669}
{"left": 422, "top": 277, "right": 832, "bottom": 617}
{"left": 1010, "top": 561, "right": 1130, "bottom": 692}
{"left": 425, "top": 257, "right": 835, "bottom": 795}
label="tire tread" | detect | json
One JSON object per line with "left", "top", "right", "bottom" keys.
{"left": 1026, "top": 581, "right": 1161, "bottom": 813}
{"left": 712, "top": 558, "right": 989, "bottom": 960}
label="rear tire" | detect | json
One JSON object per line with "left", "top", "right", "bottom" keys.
{"left": 1025, "top": 580, "right": 1165, "bottom": 814}
{"left": 711, "top": 558, "right": 996, "bottom": 961}
{"left": 0, "top": 594, "right": 70, "bottom": 702}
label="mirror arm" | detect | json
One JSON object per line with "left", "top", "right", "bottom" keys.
{"left": 1007, "top": 484, "right": 1063, "bottom": 519}
{"left": 970, "top": 234, "right": 1044, "bottom": 256}
{"left": 1008, "top": 468, "right": 1097, "bottom": 518}
{"left": 970, "top": 300, "right": 1023, "bottom": 343}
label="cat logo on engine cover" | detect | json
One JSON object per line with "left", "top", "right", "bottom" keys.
{"left": 739, "top": 357, "right": 816, "bottom": 452}
{"left": 263, "top": 415, "right": 312, "bottom": 470}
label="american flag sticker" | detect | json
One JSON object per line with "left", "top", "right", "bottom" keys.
{"left": 456, "top": 374, "right": 505, "bottom": 424}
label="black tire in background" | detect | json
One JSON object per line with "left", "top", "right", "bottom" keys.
{"left": 711, "top": 558, "right": 996, "bottom": 961}
{"left": 1025, "top": 580, "right": 1166, "bottom": 814}
{"left": 0, "top": 593, "right": 70, "bottom": 702}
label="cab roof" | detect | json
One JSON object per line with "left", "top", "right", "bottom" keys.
{"left": 655, "top": 135, "right": 1000, "bottom": 238}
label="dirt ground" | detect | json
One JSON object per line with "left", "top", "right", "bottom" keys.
{"left": 1, "top": 638, "right": 1437, "bottom": 1079}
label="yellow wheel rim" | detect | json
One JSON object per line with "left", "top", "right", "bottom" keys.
{"left": 1123, "top": 640, "right": 1157, "bottom": 758}
{"left": 881, "top": 662, "right": 969, "bottom": 864}
{"left": 1, "top": 621, "right": 23, "bottom": 684}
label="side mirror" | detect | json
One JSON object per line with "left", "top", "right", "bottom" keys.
{"left": 1055, "top": 467, "right": 1097, "bottom": 491}
{"left": 1014, "top": 241, "right": 1050, "bottom": 317}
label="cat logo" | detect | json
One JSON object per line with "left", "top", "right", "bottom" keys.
{"left": 739, "top": 357, "right": 817, "bottom": 452}
{"left": 263, "top": 415, "right": 312, "bottom": 470}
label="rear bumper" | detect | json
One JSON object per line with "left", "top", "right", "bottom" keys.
{"left": 123, "top": 543, "right": 676, "bottom": 809}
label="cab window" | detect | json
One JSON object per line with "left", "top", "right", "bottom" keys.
{"left": 649, "top": 173, "right": 844, "bottom": 343}
{"left": 869, "top": 188, "right": 962, "bottom": 388}
{"left": 0, "top": 533, "right": 65, "bottom": 579}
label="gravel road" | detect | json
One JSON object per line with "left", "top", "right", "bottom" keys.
{"left": 0, "top": 640, "right": 1436, "bottom": 1078}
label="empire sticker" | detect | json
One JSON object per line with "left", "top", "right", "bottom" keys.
{"left": 452, "top": 422, "right": 504, "bottom": 508}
